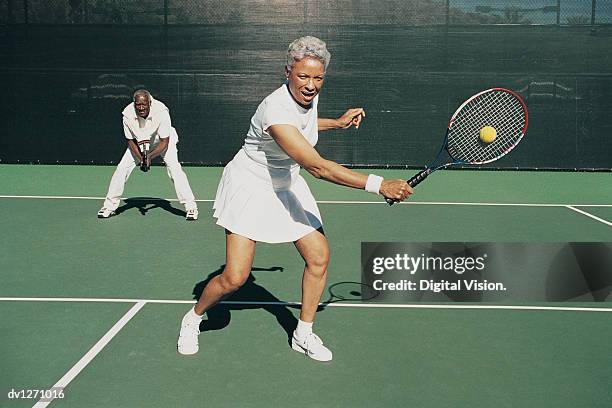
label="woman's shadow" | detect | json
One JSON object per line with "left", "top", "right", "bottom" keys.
{"left": 192, "top": 265, "right": 300, "bottom": 345}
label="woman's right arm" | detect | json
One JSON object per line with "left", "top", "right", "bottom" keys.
{"left": 268, "top": 124, "right": 412, "bottom": 201}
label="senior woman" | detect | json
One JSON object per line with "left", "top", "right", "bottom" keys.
{"left": 178, "top": 36, "right": 412, "bottom": 362}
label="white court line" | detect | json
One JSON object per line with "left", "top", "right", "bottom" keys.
{"left": 317, "top": 201, "right": 612, "bottom": 207}
{"left": 0, "top": 195, "right": 191, "bottom": 201}
{"left": 565, "top": 205, "right": 612, "bottom": 227}
{"left": 31, "top": 301, "right": 146, "bottom": 408}
{"left": 320, "top": 303, "right": 612, "bottom": 312}
{"left": 0, "top": 297, "right": 194, "bottom": 304}
{"left": 0, "top": 194, "right": 610, "bottom": 207}
{"left": 1, "top": 297, "right": 611, "bottom": 313}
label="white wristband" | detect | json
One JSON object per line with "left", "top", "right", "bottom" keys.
{"left": 365, "top": 174, "right": 383, "bottom": 195}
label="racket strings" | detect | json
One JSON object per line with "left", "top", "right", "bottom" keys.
{"left": 451, "top": 93, "right": 520, "bottom": 162}
{"left": 448, "top": 90, "right": 526, "bottom": 164}
{"left": 450, "top": 92, "right": 523, "bottom": 163}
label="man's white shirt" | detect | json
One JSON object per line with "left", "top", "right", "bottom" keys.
{"left": 122, "top": 98, "right": 178, "bottom": 146}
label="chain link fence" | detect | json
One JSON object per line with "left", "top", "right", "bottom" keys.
{"left": 2, "top": 1, "right": 611, "bottom": 168}
{"left": 2, "top": 0, "right": 611, "bottom": 25}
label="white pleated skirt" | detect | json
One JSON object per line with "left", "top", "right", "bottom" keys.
{"left": 212, "top": 148, "right": 323, "bottom": 243}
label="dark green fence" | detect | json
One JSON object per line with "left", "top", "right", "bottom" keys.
{"left": 1, "top": 1, "right": 611, "bottom": 169}
{"left": 2, "top": 0, "right": 611, "bottom": 25}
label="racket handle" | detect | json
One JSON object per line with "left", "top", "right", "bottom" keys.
{"left": 407, "top": 168, "right": 431, "bottom": 188}
{"left": 385, "top": 169, "right": 430, "bottom": 206}
{"left": 140, "top": 151, "right": 149, "bottom": 172}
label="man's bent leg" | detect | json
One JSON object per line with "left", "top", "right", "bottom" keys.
{"left": 102, "top": 149, "right": 137, "bottom": 211}
{"left": 163, "top": 143, "right": 197, "bottom": 211}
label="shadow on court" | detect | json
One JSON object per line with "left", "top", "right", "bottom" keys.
{"left": 115, "top": 197, "right": 186, "bottom": 217}
{"left": 192, "top": 265, "right": 301, "bottom": 345}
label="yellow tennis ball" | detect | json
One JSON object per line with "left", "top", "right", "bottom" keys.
{"left": 480, "top": 126, "right": 497, "bottom": 143}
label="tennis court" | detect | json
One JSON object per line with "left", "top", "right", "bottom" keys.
{"left": 2, "top": 0, "right": 612, "bottom": 406}
{"left": 1, "top": 165, "right": 611, "bottom": 408}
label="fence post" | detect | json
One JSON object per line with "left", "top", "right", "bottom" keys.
{"left": 23, "top": 0, "right": 28, "bottom": 24}
{"left": 8, "top": 0, "right": 14, "bottom": 24}
{"left": 591, "top": 0, "right": 596, "bottom": 25}
{"left": 445, "top": 0, "right": 450, "bottom": 26}
{"left": 556, "top": 0, "right": 560, "bottom": 25}
{"left": 163, "top": 0, "right": 169, "bottom": 69}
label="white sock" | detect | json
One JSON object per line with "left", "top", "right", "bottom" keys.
{"left": 295, "top": 319, "right": 313, "bottom": 339}
{"left": 185, "top": 306, "right": 203, "bottom": 323}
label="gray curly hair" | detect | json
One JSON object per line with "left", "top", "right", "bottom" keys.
{"left": 286, "top": 36, "right": 331, "bottom": 72}
{"left": 133, "top": 89, "right": 151, "bottom": 101}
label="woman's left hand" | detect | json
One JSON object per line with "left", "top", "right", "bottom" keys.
{"left": 337, "top": 108, "right": 366, "bottom": 129}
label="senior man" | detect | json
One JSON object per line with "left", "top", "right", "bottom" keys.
{"left": 98, "top": 89, "right": 198, "bottom": 220}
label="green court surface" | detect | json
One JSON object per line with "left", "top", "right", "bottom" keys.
{"left": 1, "top": 165, "right": 611, "bottom": 408}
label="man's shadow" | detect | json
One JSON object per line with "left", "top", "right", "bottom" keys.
{"left": 115, "top": 197, "right": 186, "bottom": 217}
{"left": 193, "top": 266, "right": 300, "bottom": 345}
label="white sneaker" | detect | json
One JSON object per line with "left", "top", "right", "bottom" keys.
{"left": 177, "top": 311, "right": 201, "bottom": 355}
{"left": 291, "top": 331, "right": 333, "bottom": 362}
{"left": 97, "top": 207, "right": 115, "bottom": 218}
{"left": 185, "top": 208, "right": 198, "bottom": 221}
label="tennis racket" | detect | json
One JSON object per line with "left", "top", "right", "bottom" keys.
{"left": 138, "top": 139, "right": 150, "bottom": 172}
{"left": 387, "top": 88, "right": 528, "bottom": 205}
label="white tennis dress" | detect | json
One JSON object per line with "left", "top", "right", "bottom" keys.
{"left": 213, "top": 84, "right": 323, "bottom": 243}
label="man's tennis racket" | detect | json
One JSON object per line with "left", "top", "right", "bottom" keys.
{"left": 387, "top": 88, "right": 528, "bottom": 205}
{"left": 138, "top": 139, "right": 150, "bottom": 172}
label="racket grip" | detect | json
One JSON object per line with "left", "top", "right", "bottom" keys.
{"left": 385, "top": 169, "right": 430, "bottom": 206}
{"left": 407, "top": 169, "right": 431, "bottom": 187}
{"left": 140, "top": 151, "right": 149, "bottom": 172}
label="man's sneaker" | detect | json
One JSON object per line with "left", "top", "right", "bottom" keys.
{"left": 177, "top": 311, "right": 201, "bottom": 355}
{"left": 291, "top": 331, "right": 333, "bottom": 362}
{"left": 185, "top": 208, "right": 198, "bottom": 221}
{"left": 97, "top": 207, "right": 115, "bottom": 218}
